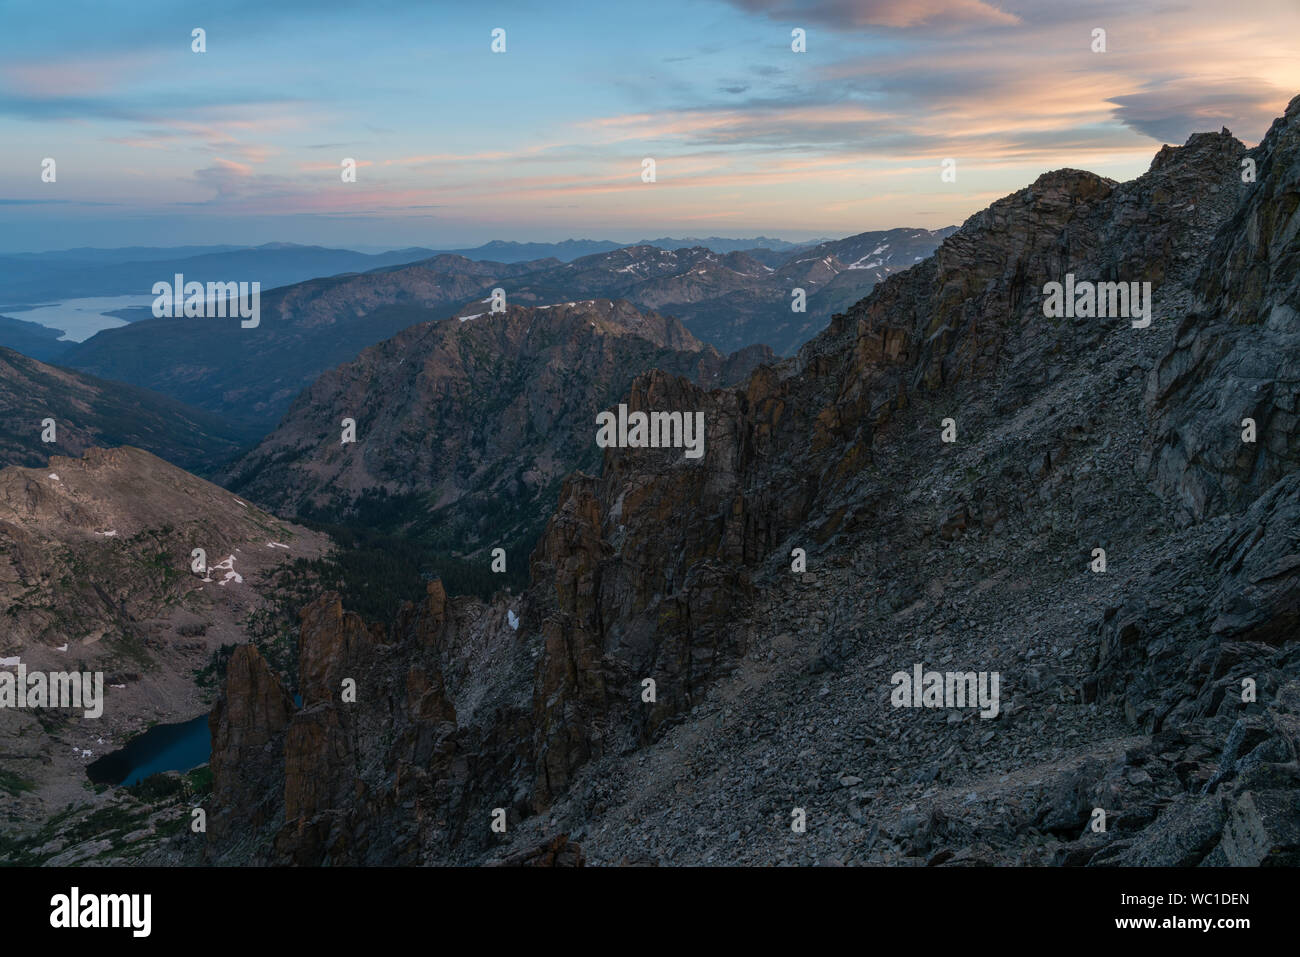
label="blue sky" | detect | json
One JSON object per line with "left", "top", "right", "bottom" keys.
{"left": 1, "top": 0, "right": 1297, "bottom": 252}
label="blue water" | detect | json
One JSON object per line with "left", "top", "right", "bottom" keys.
{"left": 13, "top": 295, "right": 152, "bottom": 341}
{"left": 87, "top": 713, "right": 211, "bottom": 786}
{"left": 87, "top": 693, "right": 301, "bottom": 787}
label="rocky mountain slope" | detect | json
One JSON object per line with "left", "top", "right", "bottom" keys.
{"left": 221, "top": 299, "right": 772, "bottom": 564}
{"left": 0, "top": 446, "right": 329, "bottom": 842}
{"left": 185, "top": 95, "right": 1300, "bottom": 868}
{"left": 0, "top": 347, "right": 255, "bottom": 475}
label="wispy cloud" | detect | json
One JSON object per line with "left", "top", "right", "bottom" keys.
{"left": 723, "top": 0, "right": 1021, "bottom": 28}
{"left": 0, "top": 0, "right": 1296, "bottom": 250}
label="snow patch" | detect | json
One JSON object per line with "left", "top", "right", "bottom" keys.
{"left": 208, "top": 555, "right": 243, "bottom": 586}
{"left": 267, "top": 542, "right": 290, "bottom": 549}
{"left": 48, "top": 473, "right": 60, "bottom": 481}
{"left": 507, "top": 609, "right": 519, "bottom": 631}
{"left": 458, "top": 313, "right": 483, "bottom": 322}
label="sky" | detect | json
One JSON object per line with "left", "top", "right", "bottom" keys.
{"left": 0, "top": 0, "right": 1297, "bottom": 253}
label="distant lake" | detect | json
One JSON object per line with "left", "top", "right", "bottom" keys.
{"left": 86, "top": 692, "right": 301, "bottom": 788}
{"left": 86, "top": 713, "right": 211, "bottom": 787}
{"left": 10, "top": 295, "right": 156, "bottom": 342}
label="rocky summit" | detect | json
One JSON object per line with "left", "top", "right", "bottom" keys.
{"left": 186, "top": 99, "right": 1300, "bottom": 867}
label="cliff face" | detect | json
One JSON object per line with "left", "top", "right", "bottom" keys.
{"left": 1148, "top": 99, "right": 1300, "bottom": 520}
{"left": 206, "top": 97, "right": 1300, "bottom": 866}
{"left": 208, "top": 644, "right": 295, "bottom": 844}
{"left": 207, "top": 584, "right": 533, "bottom": 865}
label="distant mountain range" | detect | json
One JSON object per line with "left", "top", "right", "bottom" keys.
{"left": 0, "top": 236, "right": 839, "bottom": 309}
{"left": 431, "top": 236, "right": 830, "bottom": 263}
{"left": 53, "top": 227, "right": 952, "bottom": 432}
{"left": 461, "top": 228, "right": 956, "bottom": 353}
